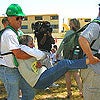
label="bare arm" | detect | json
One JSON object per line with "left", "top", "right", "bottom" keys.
{"left": 12, "top": 49, "right": 32, "bottom": 59}
{"left": 79, "top": 36, "right": 100, "bottom": 64}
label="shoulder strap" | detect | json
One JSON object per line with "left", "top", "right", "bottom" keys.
{"left": 75, "top": 19, "right": 100, "bottom": 34}
{"left": 91, "top": 32, "right": 100, "bottom": 52}
{"left": 0, "top": 25, "right": 19, "bottom": 39}
{"left": 90, "top": 19, "right": 100, "bottom": 50}
{"left": 6, "top": 25, "right": 19, "bottom": 37}
{"left": 76, "top": 18, "right": 100, "bottom": 52}
{"left": 92, "top": 19, "right": 100, "bottom": 25}
{"left": 76, "top": 23, "right": 90, "bottom": 33}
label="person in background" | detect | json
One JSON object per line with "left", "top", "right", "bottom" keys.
{"left": 0, "top": 17, "right": 9, "bottom": 100}
{"left": 50, "top": 45, "right": 60, "bottom": 87}
{"left": 1, "top": 17, "right": 24, "bottom": 36}
{"left": 50, "top": 47, "right": 57, "bottom": 65}
{"left": 18, "top": 35, "right": 91, "bottom": 88}
{"left": 1, "top": 17, "right": 9, "bottom": 28}
{"left": 18, "top": 35, "right": 95, "bottom": 100}
{"left": 78, "top": 6, "right": 100, "bottom": 100}
{"left": 34, "top": 21, "right": 55, "bottom": 69}
{"left": 34, "top": 21, "right": 57, "bottom": 88}
{"left": 56, "top": 18, "right": 83, "bottom": 98}
{"left": 50, "top": 45, "right": 62, "bottom": 65}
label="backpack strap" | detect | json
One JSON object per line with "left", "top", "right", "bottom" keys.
{"left": 92, "top": 19, "right": 100, "bottom": 25}
{"left": 76, "top": 19, "right": 100, "bottom": 34}
{"left": 90, "top": 39, "right": 98, "bottom": 52}
{"left": 76, "top": 19, "right": 100, "bottom": 52}
{"left": 91, "top": 32, "right": 100, "bottom": 52}
{"left": 6, "top": 25, "right": 19, "bottom": 40}
{"left": 90, "top": 19, "right": 100, "bottom": 52}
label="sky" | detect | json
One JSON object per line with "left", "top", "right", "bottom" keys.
{"left": 0, "top": 0, "right": 100, "bottom": 30}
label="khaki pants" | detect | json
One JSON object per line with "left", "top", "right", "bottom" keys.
{"left": 81, "top": 68, "right": 100, "bottom": 100}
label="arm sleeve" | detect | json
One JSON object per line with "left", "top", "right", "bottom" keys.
{"left": 20, "top": 45, "right": 46, "bottom": 60}
{"left": 80, "top": 23, "right": 100, "bottom": 44}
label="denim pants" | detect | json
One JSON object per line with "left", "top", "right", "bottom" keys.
{"left": 0, "top": 66, "right": 35, "bottom": 100}
{"left": 34, "top": 57, "right": 87, "bottom": 89}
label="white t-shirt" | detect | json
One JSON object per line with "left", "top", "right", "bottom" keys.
{"left": 20, "top": 45, "right": 46, "bottom": 60}
{"left": 1, "top": 29, "right": 20, "bottom": 68}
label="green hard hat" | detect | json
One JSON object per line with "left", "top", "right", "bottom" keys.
{"left": 6, "top": 4, "right": 25, "bottom": 16}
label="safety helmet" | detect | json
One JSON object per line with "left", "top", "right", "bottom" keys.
{"left": 6, "top": 4, "right": 25, "bottom": 16}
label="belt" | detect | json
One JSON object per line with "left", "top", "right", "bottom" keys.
{"left": 0, "top": 65, "right": 18, "bottom": 69}
{"left": 1, "top": 52, "right": 13, "bottom": 56}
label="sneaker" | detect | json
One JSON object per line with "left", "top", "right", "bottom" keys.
{"left": 45, "top": 87, "right": 50, "bottom": 90}
{"left": 50, "top": 83, "right": 59, "bottom": 87}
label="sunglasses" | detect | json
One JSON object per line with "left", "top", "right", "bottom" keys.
{"left": 16, "top": 16, "right": 24, "bottom": 21}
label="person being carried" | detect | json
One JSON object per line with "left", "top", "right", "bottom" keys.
{"left": 17, "top": 35, "right": 99, "bottom": 98}
{"left": 1, "top": 17, "right": 9, "bottom": 28}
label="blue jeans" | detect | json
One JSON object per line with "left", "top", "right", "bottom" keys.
{"left": 34, "top": 57, "right": 87, "bottom": 89}
{"left": 0, "top": 66, "right": 35, "bottom": 100}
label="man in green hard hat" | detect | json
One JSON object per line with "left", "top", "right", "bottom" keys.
{"left": 0, "top": 4, "right": 35, "bottom": 100}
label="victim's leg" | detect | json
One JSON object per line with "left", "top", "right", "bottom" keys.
{"left": 34, "top": 58, "right": 87, "bottom": 89}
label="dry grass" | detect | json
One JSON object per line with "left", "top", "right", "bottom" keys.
{"left": 0, "top": 76, "right": 83, "bottom": 100}
{"left": 34, "top": 76, "right": 83, "bottom": 100}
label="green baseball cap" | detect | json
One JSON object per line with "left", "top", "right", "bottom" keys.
{"left": 6, "top": 4, "right": 25, "bottom": 17}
